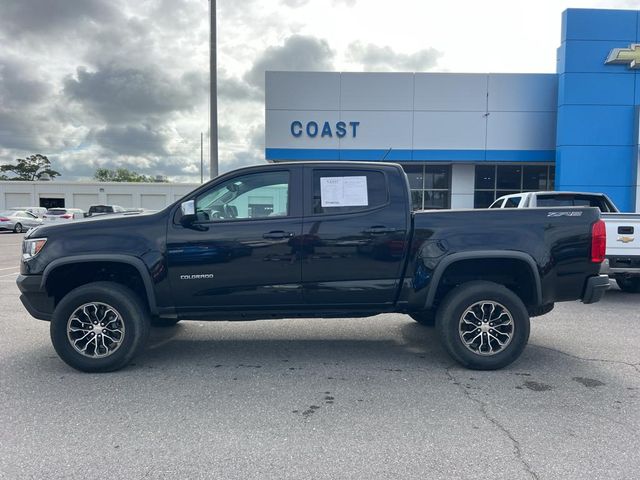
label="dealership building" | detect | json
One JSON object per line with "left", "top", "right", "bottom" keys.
{"left": 0, "top": 180, "right": 196, "bottom": 212}
{"left": 266, "top": 8, "right": 640, "bottom": 212}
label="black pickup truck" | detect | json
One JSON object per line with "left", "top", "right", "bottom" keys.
{"left": 17, "top": 162, "right": 609, "bottom": 372}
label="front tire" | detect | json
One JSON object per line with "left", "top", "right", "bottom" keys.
{"left": 436, "top": 281, "right": 530, "bottom": 370}
{"left": 13, "top": 223, "right": 23, "bottom": 233}
{"left": 50, "top": 282, "right": 150, "bottom": 372}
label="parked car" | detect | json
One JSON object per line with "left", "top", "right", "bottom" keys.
{"left": 87, "top": 204, "right": 126, "bottom": 217}
{"left": 17, "top": 162, "right": 608, "bottom": 373}
{"left": 11, "top": 206, "right": 48, "bottom": 218}
{"left": 491, "top": 191, "right": 640, "bottom": 292}
{"left": 0, "top": 210, "right": 43, "bottom": 233}
{"left": 42, "top": 208, "right": 85, "bottom": 223}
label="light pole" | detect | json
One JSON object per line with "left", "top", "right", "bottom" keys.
{"left": 209, "top": 0, "right": 218, "bottom": 179}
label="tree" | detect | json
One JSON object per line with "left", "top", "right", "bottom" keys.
{"left": 0, "top": 154, "right": 61, "bottom": 181}
{"left": 94, "top": 168, "right": 166, "bottom": 183}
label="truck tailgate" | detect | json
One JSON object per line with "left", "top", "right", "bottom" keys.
{"left": 602, "top": 213, "right": 640, "bottom": 257}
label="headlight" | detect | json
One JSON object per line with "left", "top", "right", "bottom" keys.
{"left": 22, "top": 238, "right": 47, "bottom": 260}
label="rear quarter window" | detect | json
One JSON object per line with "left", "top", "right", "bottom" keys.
{"left": 503, "top": 197, "right": 521, "bottom": 208}
{"left": 312, "top": 169, "right": 387, "bottom": 214}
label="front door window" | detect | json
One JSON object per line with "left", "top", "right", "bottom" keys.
{"left": 195, "top": 171, "right": 289, "bottom": 222}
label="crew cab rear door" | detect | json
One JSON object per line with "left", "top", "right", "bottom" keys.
{"left": 300, "top": 165, "right": 410, "bottom": 307}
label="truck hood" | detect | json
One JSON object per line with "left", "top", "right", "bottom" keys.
{"left": 25, "top": 210, "right": 164, "bottom": 239}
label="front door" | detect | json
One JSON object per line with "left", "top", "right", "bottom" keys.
{"left": 167, "top": 167, "right": 303, "bottom": 313}
{"left": 301, "top": 166, "right": 410, "bottom": 307}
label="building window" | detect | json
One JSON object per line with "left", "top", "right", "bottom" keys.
{"left": 402, "top": 165, "right": 451, "bottom": 210}
{"left": 473, "top": 164, "right": 555, "bottom": 208}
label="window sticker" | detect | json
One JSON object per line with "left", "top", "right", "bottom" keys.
{"left": 320, "top": 176, "right": 368, "bottom": 207}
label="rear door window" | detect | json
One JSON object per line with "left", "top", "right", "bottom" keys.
{"left": 312, "top": 169, "right": 388, "bottom": 215}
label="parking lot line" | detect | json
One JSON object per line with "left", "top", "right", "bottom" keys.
{"left": 0, "top": 266, "right": 20, "bottom": 271}
{"left": 0, "top": 271, "right": 19, "bottom": 278}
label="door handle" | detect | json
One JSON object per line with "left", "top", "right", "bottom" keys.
{"left": 263, "top": 231, "right": 294, "bottom": 239}
{"left": 364, "top": 226, "right": 397, "bottom": 234}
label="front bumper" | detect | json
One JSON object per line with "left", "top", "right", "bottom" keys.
{"left": 581, "top": 274, "right": 610, "bottom": 304}
{"left": 16, "top": 274, "right": 54, "bottom": 321}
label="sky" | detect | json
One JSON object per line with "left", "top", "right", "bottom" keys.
{"left": 0, "top": 0, "right": 638, "bottom": 182}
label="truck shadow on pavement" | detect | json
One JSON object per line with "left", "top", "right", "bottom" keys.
{"left": 137, "top": 321, "right": 451, "bottom": 371}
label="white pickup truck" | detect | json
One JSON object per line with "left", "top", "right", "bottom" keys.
{"left": 490, "top": 192, "right": 640, "bottom": 293}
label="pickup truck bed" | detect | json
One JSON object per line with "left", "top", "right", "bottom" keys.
{"left": 17, "top": 162, "right": 609, "bottom": 372}
{"left": 490, "top": 191, "right": 640, "bottom": 293}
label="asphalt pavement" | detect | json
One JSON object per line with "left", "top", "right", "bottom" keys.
{"left": 0, "top": 231, "right": 639, "bottom": 479}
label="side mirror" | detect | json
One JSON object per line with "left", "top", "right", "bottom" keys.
{"left": 180, "top": 200, "right": 196, "bottom": 226}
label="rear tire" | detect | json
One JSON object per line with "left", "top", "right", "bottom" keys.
{"left": 436, "top": 281, "right": 530, "bottom": 370}
{"left": 409, "top": 310, "right": 436, "bottom": 327}
{"left": 50, "top": 282, "right": 150, "bottom": 372}
{"left": 13, "top": 223, "right": 23, "bottom": 233}
{"left": 615, "top": 275, "right": 640, "bottom": 293}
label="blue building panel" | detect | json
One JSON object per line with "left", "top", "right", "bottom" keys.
{"left": 556, "top": 8, "right": 640, "bottom": 211}
{"left": 556, "top": 146, "right": 635, "bottom": 187}
{"left": 558, "top": 72, "right": 635, "bottom": 106}
{"left": 561, "top": 9, "right": 637, "bottom": 42}
{"left": 266, "top": 149, "right": 554, "bottom": 163}
{"left": 556, "top": 105, "right": 635, "bottom": 147}
{"left": 635, "top": 76, "right": 640, "bottom": 105}
{"left": 558, "top": 40, "right": 638, "bottom": 74}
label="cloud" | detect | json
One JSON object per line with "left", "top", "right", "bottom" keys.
{"left": 221, "top": 149, "right": 266, "bottom": 174}
{"left": 244, "top": 35, "right": 335, "bottom": 91}
{"left": 346, "top": 41, "right": 442, "bottom": 71}
{"left": 64, "top": 65, "right": 208, "bottom": 123}
{"left": 94, "top": 125, "right": 169, "bottom": 157}
{"left": 282, "top": 0, "right": 357, "bottom": 7}
{"left": 281, "top": 0, "right": 310, "bottom": 7}
{"left": 0, "top": 111, "right": 48, "bottom": 151}
{"left": 0, "top": 0, "right": 121, "bottom": 37}
{"left": 218, "top": 124, "right": 240, "bottom": 144}
{"left": 0, "top": 56, "right": 51, "bottom": 108}
{"left": 218, "top": 70, "right": 261, "bottom": 102}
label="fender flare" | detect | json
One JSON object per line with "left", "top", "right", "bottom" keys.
{"left": 424, "top": 250, "right": 542, "bottom": 309}
{"left": 41, "top": 254, "right": 159, "bottom": 315}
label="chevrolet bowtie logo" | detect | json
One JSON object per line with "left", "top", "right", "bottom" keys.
{"left": 605, "top": 44, "right": 640, "bottom": 69}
